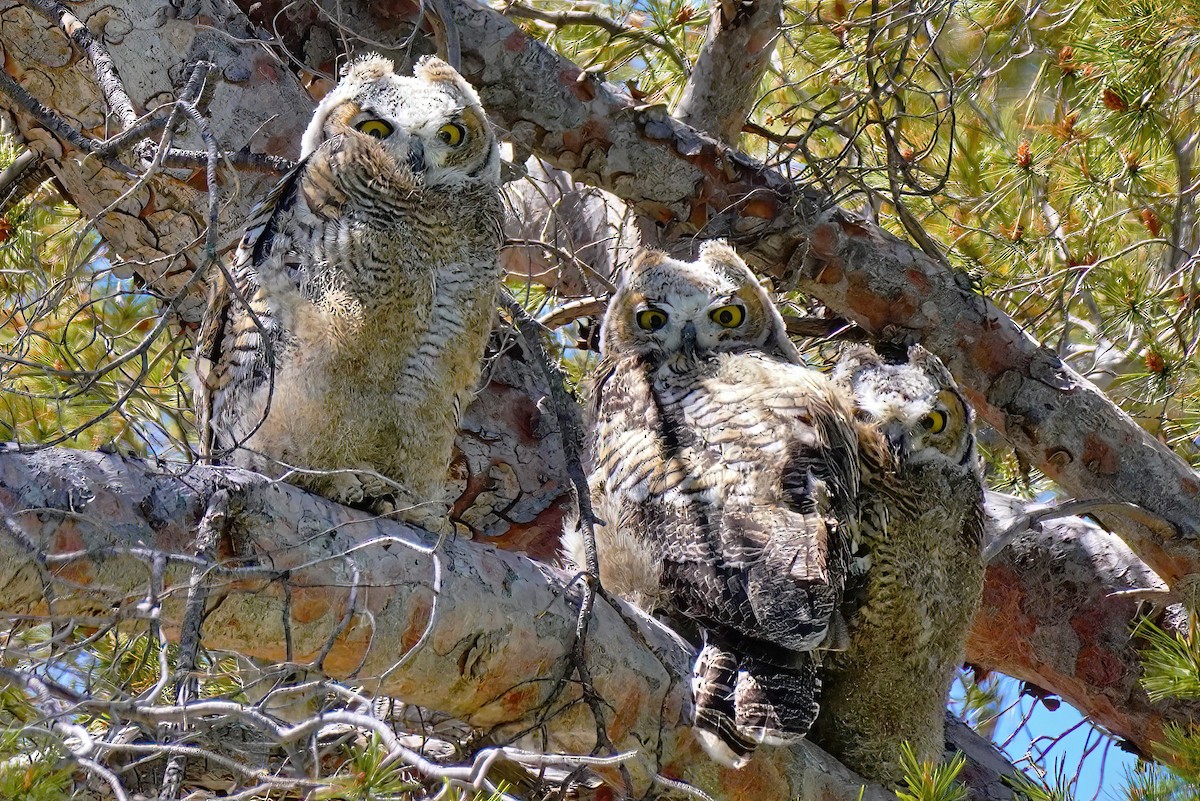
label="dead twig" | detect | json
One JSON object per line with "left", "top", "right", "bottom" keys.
{"left": 501, "top": 2, "right": 688, "bottom": 74}
{"left": 23, "top": 0, "right": 139, "bottom": 128}
{"left": 537, "top": 297, "right": 607, "bottom": 330}
{"left": 499, "top": 294, "right": 630, "bottom": 792}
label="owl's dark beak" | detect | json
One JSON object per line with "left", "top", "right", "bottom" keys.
{"left": 680, "top": 321, "right": 698, "bottom": 359}
{"left": 883, "top": 422, "right": 907, "bottom": 465}
{"left": 407, "top": 139, "right": 425, "bottom": 174}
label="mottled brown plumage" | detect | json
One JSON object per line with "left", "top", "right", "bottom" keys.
{"left": 566, "top": 243, "right": 875, "bottom": 767}
{"left": 812, "top": 345, "right": 985, "bottom": 785}
{"left": 193, "top": 55, "right": 503, "bottom": 532}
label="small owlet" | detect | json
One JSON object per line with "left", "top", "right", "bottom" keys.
{"left": 811, "top": 345, "right": 985, "bottom": 785}
{"left": 566, "top": 242, "right": 873, "bottom": 767}
{"left": 194, "top": 55, "right": 503, "bottom": 532}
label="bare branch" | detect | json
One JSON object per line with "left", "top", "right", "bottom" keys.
{"left": 536, "top": 297, "right": 606, "bottom": 330}
{"left": 0, "top": 447, "right": 1018, "bottom": 801}
{"left": 23, "top": 0, "right": 139, "bottom": 129}
{"left": 674, "top": 0, "right": 783, "bottom": 144}
{"left": 501, "top": 2, "right": 688, "bottom": 73}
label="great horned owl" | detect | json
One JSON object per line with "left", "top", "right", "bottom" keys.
{"left": 565, "top": 242, "right": 876, "bottom": 767}
{"left": 194, "top": 55, "right": 503, "bottom": 532}
{"left": 811, "top": 345, "right": 985, "bottom": 785}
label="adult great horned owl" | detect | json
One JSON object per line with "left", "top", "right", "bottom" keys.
{"left": 194, "top": 55, "right": 503, "bottom": 531}
{"left": 567, "top": 242, "right": 876, "bottom": 767}
{"left": 811, "top": 345, "right": 985, "bottom": 785}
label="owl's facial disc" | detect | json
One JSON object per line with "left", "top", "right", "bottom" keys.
{"left": 628, "top": 288, "right": 750, "bottom": 363}
{"left": 854, "top": 373, "right": 968, "bottom": 468}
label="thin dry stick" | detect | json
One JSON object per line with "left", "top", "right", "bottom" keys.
{"left": 498, "top": 294, "right": 632, "bottom": 793}
{"left": 23, "top": 0, "right": 139, "bottom": 128}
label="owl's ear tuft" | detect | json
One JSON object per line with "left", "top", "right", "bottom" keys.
{"left": 620, "top": 249, "right": 668, "bottom": 286}
{"left": 301, "top": 54, "right": 397, "bottom": 159}
{"left": 344, "top": 54, "right": 396, "bottom": 81}
{"left": 414, "top": 56, "right": 485, "bottom": 107}
{"left": 697, "top": 239, "right": 739, "bottom": 264}
{"left": 907, "top": 345, "right": 955, "bottom": 385}
{"left": 414, "top": 55, "right": 454, "bottom": 80}
{"left": 698, "top": 239, "right": 757, "bottom": 285}
{"left": 832, "top": 345, "right": 884, "bottom": 384}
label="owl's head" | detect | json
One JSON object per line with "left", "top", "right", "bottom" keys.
{"left": 600, "top": 242, "right": 799, "bottom": 366}
{"left": 300, "top": 54, "right": 500, "bottom": 187}
{"left": 833, "top": 345, "right": 975, "bottom": 470}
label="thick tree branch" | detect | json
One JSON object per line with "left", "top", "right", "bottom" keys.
{"left": 673, "top": 0, "right": 783, "bottom": 144}
{"left": 0, "top": 447, "right": 906, "bottom": 801}
{"left": 0, "top": 0, "right": 314, "bottom": 318}
{"left": 970, "top": 493, "right": 1193, "bottom": 758}
{"left": 0, "top": 448, "right": 1187, "bottom": 799}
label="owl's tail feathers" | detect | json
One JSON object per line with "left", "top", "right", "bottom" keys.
{"left": 692, "top": 644, "right": 758, "bottom": 768}
{"left": 692, "top": 644, "right": 821, "bottom": 768}
{"left": 733, "top": 651, "right": 820, "bottom": 747}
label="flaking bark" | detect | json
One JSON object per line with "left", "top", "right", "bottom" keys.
{"left": 673, "top": 0, "right": 785, "bottom": 145}
{"left": 0, "top": 447, "right": 1188, "bottom": 798}
{"left": 0, "top": 0, "right": 1197, "bottom": 790}
{"left": 0, "top": 447, "right": 904, "bottom": 801}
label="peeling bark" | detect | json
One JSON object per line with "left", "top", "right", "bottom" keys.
{"left": 0, "top": 447, "right": 916, "bottom": 801}
{"left": 0, "top": 0, "right": 313, "bottom": 320}
{"left": 970, "top": 493, "right": 1192, "bottom": 757}
{"left": 673, "top": 0, "right": 784, "bottom": 145}
{"left": 0, "top": 447, "right": 1187, "bottom": 791}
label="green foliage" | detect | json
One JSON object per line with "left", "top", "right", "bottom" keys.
{"left": 1129, "top": 612, "right": 1200, "bottom": 799}
{"left": 1124, "top": 764, "right": 1200, "bottom": 801}
{"left": 0, "top": 730, "right": 74, "bottom": 801}
{"left": 897, "top": 743, "right": 969, "bottom": 801}
{"left": 1004, "top": 759, "right": 1077, "bottom": 801}
{"left": 314, "top": 733, "right": 423, "bottom": 800}
{"left": 1136, "top": 616, "right": 1200, "bottom": 702}
{"left": 507, "top": 0, "right": 706, "bottom": 104}
{"left": 954, "top": 668, "right": 1006, "bottom": 740}
{"left": 0, "top": 137, "right": 192, "bottom": 456}
{"left": 313, "top": 733, "right": 511, "bottom": 801}
{"left": 0, "top": 683, "right": 74, "bottom": 800}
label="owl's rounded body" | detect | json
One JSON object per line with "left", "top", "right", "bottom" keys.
{"left": 195, "top": 56, "right": 503, "bottom": 528}
{"left": 570, "top": 243, "right": 872, "bottom": 767}
{"left": 812, "top": 346, "right": 985, "bottom": 785}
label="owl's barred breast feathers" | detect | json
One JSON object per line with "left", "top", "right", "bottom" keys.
{"left": 574, "top": 243, "right": 875, "bottom": 767}
{"left": 194, "top": 54, "right": 503, "bottom": 532}
{"left": 812, "top": 344, "right": 986, "bottom": 785}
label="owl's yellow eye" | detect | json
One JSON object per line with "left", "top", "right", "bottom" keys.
{"left": 921, "top": 410, "right": 948, "bottom": 434}
{"left": 355, "top": 119, "right": 393, "bottom": 139}
{"left": 636, "top": 308, "right": 668, "bottom": 331}
{"left": 437, "top": 122, "right": 467, "bottom": 147}
{"left": 709, "top": 304, "right": 745, "bottom": 328}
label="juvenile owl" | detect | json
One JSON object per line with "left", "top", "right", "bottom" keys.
{"left": 194, "top": 55, "right": 503, "bottom": 532}
{"left": 566, "top": 242, "right": 873, "bottom": 767}
{"left": 811, "top": 345, "right": 985, "bottom": 785}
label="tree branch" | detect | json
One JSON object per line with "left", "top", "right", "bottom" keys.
{"left": 970, "top": 493, "right": 1194, "bottom": 758}
{"left": 0, "top": 447, "right": 904, "bottom": 801}
{"left": 673, "top": 0, "right": 784, "bottom": 144}
{"left": 0, "top": 0, "right": 315, "bottom": 317}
